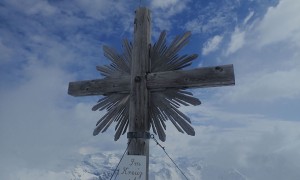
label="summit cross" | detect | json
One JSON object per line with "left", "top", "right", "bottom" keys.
{"left": 68, "top": 7, "right": 235, "bottom": 180}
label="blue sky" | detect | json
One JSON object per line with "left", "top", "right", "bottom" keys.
{"left": 1, "top": 0, "right": 300, "bottom": 179}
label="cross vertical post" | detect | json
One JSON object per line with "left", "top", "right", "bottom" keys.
{"left": 128, "top": 7, "right": 151, "bottom": 180}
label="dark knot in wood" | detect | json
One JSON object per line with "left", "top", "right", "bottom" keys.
{"left": 135, "top": 76, "right": 141, "bottom": 82}
{"left": 215, "top": 66, "right": 223, "bottom": 72}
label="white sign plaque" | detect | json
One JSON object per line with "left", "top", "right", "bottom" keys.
{"left": 117, "top": 155, "right": 146, "bottom": 180}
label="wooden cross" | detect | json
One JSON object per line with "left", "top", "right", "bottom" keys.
{"left": 68, "top": 7, "right": 234, "bottom": 179}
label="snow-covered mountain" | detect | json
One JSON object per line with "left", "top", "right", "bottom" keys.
{"left": 68, "top": 152, "right": 247, "bottom": 180}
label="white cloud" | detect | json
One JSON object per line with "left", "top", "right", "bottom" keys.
{"left": 217, "top": 0, "right": 300, "bottom": 104}
{"left": 6, "top": 106, "right": 300, "bottom": 180}
{"left": 256, "top": 0, "right": 300, "bottom": 47}
{"left": 225, "top": 27, "right": 245, "bottom": 55}
{"left": 74, "top": 0, "right": 117, "bottom": 20}
{"left": 150, "top": 0, "right": 189, "bottom": 33}
{"left": 185, "top": 19, "right": 202, "bottom": 33}
{"left": 0, "top": 38, "right": 13, "bottom": 62}
{"left": 12, "top": 169, "right": 72, "bottom": 180}
{"left": 5, "top": 0, "right": 58, "bottom": 16}
{"left": 151, "top": 0, "right": 182, "bottom": 9}
{"left": 27, "top": 1, "right": 58, "bottom": 16}
{"left": 0, "top": 2, "right": 135, "bottom": 178}
{"left": 243, "top": 11, "right": 254, "bottom": 25}
{"left": 184, "top": 1, "right": 239, "bottom": 35}
{"left": 202, "top": 35, "right": 223, "bottom": 56}
{"left": 223, "top": 68, "right": 300, "bottom": 103}
{"left": 153, "top": 17, "right": 172, "bottom": 32}
{"left": 151, "top": 104, "right": 300, "bottom": 179}
{"left": 0, "top": 61, "right": 107, "bottom": 178}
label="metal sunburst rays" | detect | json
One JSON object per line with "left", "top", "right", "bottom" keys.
{"left": 92, "top": 31, "right": 201, "bottom": 141}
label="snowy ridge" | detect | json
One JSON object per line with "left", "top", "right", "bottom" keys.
{"left": 68, "top": 152, "right": 247, "bottom": 180}
{"left": 71, "top": 152, "right": 118, "bottom": 180}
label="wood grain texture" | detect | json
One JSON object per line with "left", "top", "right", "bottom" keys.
{"left": 147, "top": 64, "right": 235, "bottom": 89}
{"left": 68, "top": 76, "right": 130, "bottom": 96}
{"left": 127, "top": 8, "right": 151, "bottom": 179}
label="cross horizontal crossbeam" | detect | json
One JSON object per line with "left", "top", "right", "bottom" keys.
{"left": 68, "top": 64, "right": 234, "bottom": 97}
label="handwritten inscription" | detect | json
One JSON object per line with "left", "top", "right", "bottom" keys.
{"left": 130, "top": 158, "right": 141, "bottom": 166}
{"left": 118, "top": 155, "right": 146, "bottom": 180}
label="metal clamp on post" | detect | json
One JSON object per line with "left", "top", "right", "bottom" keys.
{"left": 127, "top": 132, "right": 151, "bottom": 139}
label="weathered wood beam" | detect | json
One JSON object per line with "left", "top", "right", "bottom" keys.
{"left": 128, "top": 7, "right": 151, "bottom": 180}
{"left": 68, "top": 64, "right": 234, "bottom": 97}
{"left": 147, "top": 64, "right": 235, "bottom": 90}
{"left": 68, "top": 75, "right": 130, "bottom": 96}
